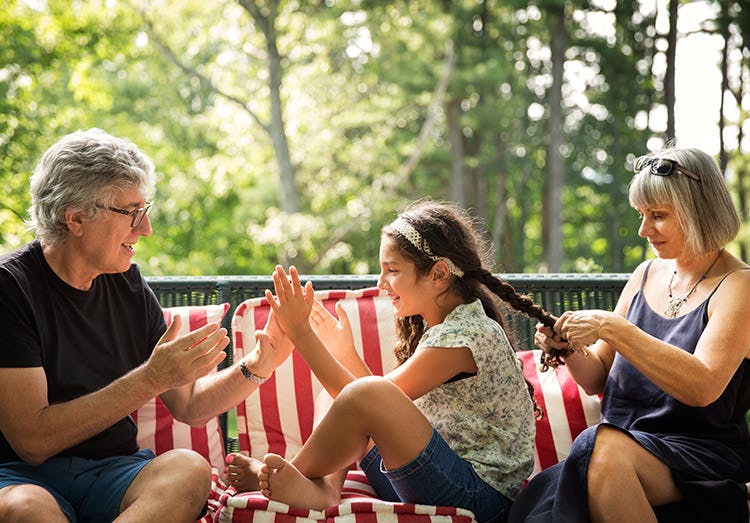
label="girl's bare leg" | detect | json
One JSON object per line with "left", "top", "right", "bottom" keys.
{"left": 588, "top": 426, "right": 683, "bottom": 523}
{"left": 258, "top": 376, "right": 433, "bottom": 509}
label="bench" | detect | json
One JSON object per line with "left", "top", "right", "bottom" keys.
{"left": 141, "top": 274, "right": 627, "bottom": 522}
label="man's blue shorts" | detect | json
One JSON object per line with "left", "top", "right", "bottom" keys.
{"left": 360, "top": 429, "right": 511, "bottom": 523}
{"left": 0, "top": 448, "right": 154, "bottom": 523}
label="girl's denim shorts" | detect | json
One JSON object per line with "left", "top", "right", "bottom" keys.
{"left": 359, "top": 428, "right": 511, "bottom": 523}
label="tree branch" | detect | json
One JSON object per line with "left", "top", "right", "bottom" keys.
{"left": 309, "top": 41, "right": 456, "bottom": 267}
{"left": 141, "top": 16, "right": 270, "bottom": 134}
{"left": 397, "top": 39, "right": 455, "bottom": 184}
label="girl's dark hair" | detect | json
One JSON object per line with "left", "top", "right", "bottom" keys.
{"left": 382, "top": 201, "right": 557, "bottom": 419}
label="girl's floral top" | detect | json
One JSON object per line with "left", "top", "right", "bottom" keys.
{"left": 414, "top": 299, "right": 535, "bottom": 498}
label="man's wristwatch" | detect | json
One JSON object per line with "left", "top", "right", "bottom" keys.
{"left": 239, "top": 361, "right": 270, "bottom": 384}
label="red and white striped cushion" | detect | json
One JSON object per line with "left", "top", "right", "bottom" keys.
{"left": 225, "top": 290, "right": 603, "bottom": 521}
{"left": 232, "top": 288, "right": 397, "bottom": 461}
{"left": 518, "top": 349, "right": 601, "bottom": 476}
{"left": 226, "top": 288, "right": 475, "bottom": 522}
{"left": 217, "top": 471, "right": 476, "bottom": 523}
{"left": 132, "top": 303, "right": 230, "bottom": 484}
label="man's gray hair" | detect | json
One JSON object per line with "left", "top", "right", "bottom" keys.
{"left": 27, "top": 128, "right": 156, "bottom": 246}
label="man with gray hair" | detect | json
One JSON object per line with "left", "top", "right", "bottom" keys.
{"left": 0, "top": 129, "right": 290, "bottom": 522}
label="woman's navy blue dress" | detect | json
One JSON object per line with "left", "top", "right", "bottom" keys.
{"left": 509, "top": 264, "right": 750, "bottom": 523}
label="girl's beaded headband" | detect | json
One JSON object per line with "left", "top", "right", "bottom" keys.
{"left": 390, "top": 217, "right": 464, "bottom": 277}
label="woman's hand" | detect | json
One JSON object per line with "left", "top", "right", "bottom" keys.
{"left": 534, "top": 322, "right": 570, "bottom": 355}
{"left": 555, "top": 310, "right": 612, "bottom": 350}
{"left": 265, "top": 265, "right": 315, "bottom": 342}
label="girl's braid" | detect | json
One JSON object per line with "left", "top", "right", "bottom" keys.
{"left": 473, "top": 269, "right": 572, "bottom": 373}
{"left": 473, "top": 269, "right": 554, "bottom": 327}
{"left": 462, "top": 268, "right": 549, "bottom": 418}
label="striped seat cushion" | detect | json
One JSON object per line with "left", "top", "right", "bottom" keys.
{"left": 232, "top": 288, "right": 397, "bottom": 461}
{"left": 225, "top": 289, "right": 602, "bottom": 521}
{"left": 519, "top": 349, "right": 601, "bottom": 476}
{"left": 132, "top": 302, "right": 231, "bottom": 486}
{"left": 217, "top": 470, "right": 476, "bottom": 523}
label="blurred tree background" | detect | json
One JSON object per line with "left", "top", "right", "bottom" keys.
{"left": 1, "top": 0, "right": 748, "bottom": 276}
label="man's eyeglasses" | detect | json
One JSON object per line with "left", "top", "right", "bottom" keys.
{"left": 634, "top": 156, "right": 701, "bottom": 183}
{"left": 96, "top": 201, "right": 153, "bottom": 228}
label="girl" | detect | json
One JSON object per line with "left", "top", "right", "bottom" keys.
{"left": 256, "top": 201, "right": 557, "bottom": 522}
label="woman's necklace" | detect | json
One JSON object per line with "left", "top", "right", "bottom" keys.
{"left": 665, "top": 249, "right": 723, "bottom": 318}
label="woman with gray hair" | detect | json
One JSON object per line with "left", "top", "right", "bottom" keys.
{"left": 510, "top": 147, "right": 750, "bottom": 523}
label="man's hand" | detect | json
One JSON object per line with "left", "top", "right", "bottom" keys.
{"left": 264, "top": 308, "right": 294, "bottom": 357}
{"left": 241, "top": 310, "right": 296, "bottom": 379}
{"left": 243, "top": 327, "right": 295, "bottom": 379}
{"left": 144, "top": 315, "right": 229, "bottom": 394}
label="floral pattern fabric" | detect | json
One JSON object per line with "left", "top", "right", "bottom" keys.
{"left": 414, "top": 299, "right": 535, "bottom": 499}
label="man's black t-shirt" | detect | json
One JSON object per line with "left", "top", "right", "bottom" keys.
{"left": 0, "top": 240, "right": 166, "bottom": 463}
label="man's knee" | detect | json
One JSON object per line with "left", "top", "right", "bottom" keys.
{"left": 121, "top": 449, "right": 211, "bottom": 517}
{"left": 0, "top": 484, "right": 68, "bottom": 523}
{"left": 146, "top": 449, "right": 211, "bottom": 493}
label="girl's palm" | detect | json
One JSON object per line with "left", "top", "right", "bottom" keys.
{"left": 310, "top": 300, "right": 357, "bottom": 358}
{"left": 265, "top": 265, "right": 314, "bottom": 339}
{"left": 310, "top": 300, "right": 371, "bottom": 377}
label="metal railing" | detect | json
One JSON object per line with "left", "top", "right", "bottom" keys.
{"left": 146, "top": 273, "right": 630, "bottom": 351}
{"left": 145, "top": 273, "right": 629, "bottom": 451}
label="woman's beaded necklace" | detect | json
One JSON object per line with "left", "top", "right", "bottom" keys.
{"left": 664, "top": 249, "right": 723, "bottom": 318}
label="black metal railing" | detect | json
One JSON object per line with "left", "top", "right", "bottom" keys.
{"left": 146, "top": 273, "right": 630, "bottom": 451}
{"left": 146, "top": 273, "right": 630, "bottom": 351}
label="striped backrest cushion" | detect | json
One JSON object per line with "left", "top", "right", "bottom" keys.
{"left": 518, "top": 349, "right": 601, "bottom": 476}
{"left": 232, "top": 290, "right": 602, "bottom": 479}
{"left": 232, "top": 288, "right": 397, "bottom": 460}
{"left": 132, "top": 303, "right": 230, "bottom": 481}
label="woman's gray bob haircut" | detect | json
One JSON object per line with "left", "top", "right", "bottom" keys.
{"left": 27, "top": 128, "right": 156, "bottom": 246}
{"left": 628, "top": 147, "right": 739, "bottom": 257}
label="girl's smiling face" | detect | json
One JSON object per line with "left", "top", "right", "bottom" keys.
{"left": 377, "top": 234, "right": 436, "bottom": 319}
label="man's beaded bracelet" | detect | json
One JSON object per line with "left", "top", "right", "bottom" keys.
{"left": 239, "top": 361, "right": 270, "bottom": 384}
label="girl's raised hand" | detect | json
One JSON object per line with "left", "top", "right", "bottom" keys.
{"left": 310, "top": 300, "right": 356, "bottom": 359}
{"left": 310, "top": 299, "right": 372, "bottom": 378}
{"left": 265, "top": 265, "right": 315, "bottom": 341}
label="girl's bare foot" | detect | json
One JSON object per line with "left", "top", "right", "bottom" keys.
{"left": 226, "top": 453, "right": 262, "bottom": 492}
{"left": 257, "top": 453, "right": 340, "bottom": 510}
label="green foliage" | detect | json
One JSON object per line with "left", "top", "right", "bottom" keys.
{"left": 1, "top": 0, "right": 747, "bottom": 276}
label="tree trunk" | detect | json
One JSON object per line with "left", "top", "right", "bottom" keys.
{"left": 544, "top": 5, "right": 566, "bottom": 272}
{"left": 492, "top": 163, "right": 509, "bottom": 270}
{"left": 238, "top": 0, "right": 299, "bottom": 213}
{"left": 665, "top": 0, "right": 677, "bottom": 141}
{"left": 735, "top": 53, "right": 748, "bottom": 261}
{"left": 446, "top": 98, "right": 466, "bottom": 206}
{"left": 719, "top": 1, "right": 730, "bottom": 173}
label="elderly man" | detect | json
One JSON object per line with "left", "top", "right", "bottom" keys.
{"left": 0, "top": 129, "right": 289, "bottom": 522}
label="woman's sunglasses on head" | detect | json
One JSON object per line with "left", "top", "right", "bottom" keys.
{"left": 634, "top": 156, "right": 701, "bottom": 183}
